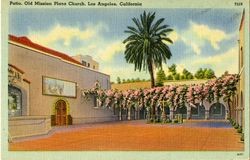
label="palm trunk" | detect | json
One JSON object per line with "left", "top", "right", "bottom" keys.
{"left": 148, "top": 60, "right": 155, "bottom": 88}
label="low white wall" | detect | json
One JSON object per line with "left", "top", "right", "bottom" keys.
{"left": 9, "top": 116, "right": 51, "bottom": 139}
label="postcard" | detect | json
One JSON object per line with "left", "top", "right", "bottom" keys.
{"left": 1, "top": 0, "right": 249, "bottom": 159}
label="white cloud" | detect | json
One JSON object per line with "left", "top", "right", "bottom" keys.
{"left": 176, "top": 21, "right": 232, "bottom": 55}
{"left": 164, "top": 30, "right": 178, "bottom": 44}
{"left": 181, "top": 37, "right": 201, "bottom": 55}
{"left": 101, "top": 65, "right": 149, "bottom": 82}
{"left": 179, "top": 46, "right": 238, "bottom": 76}
{"left": 190, "top": 22, "right": 227, "bottom": 50}
{"left": 99, "top": 41, "right": 125, "bottom": 61}
{"left": 28, "top": 23, "right": 107, "bottom": 47}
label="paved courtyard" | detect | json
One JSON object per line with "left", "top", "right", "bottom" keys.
{"left": 9, "top": 120, "right": 244, "bottom": 151}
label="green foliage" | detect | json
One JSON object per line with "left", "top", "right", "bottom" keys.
{"left": 187, "top": 74, "right": 194, "bottom": 79}
{"left": 237, "top": 126, "right": 242, "bottom": 133}
{"left": 195, "top": 68, "right": 215, "bottom": 79}
{"left": 234, "top": 123, "right": 239, "bottom": 129}
{"left": 156, "top": 69, "right": 166, "bottom": 86}
{"left": 116, "top": 77, "right": 121, "bottom": 84}
{"left": 195, "top": 68, "right": 205, "bottom": 79}
{"left": 241, "top": 133, "right": 244, "bottom": 141}
{"left": 174, "top": 73, "right": 180, "bottom": 80}
{"left": 166, "top": 75, "right": 173, "bottom": 80}
{"left": 168, "top": 64, "right": 177, "bottom": 75}
{"left": 182, "top": 68, "right": 194, "bottom": 80}
{"left": 204, "top": 68, "right": 215, "bottom": 79}
{"left": 123, "top": 11, "right": 173, "bottom": 88}
{"left": 174, "top": 119, "right": 179, "bottom": 123}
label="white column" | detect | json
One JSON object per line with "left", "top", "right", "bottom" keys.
{"left": 205, "top": 110, "right": 209, "bottom": 120}
{"left": 128, "top": 107, "right": 131, "bottom": 120}
{"left": 119, "top": 108, "right": 122, "bottom": 121}
{"left": 170, "top": 107, "right": 174, "bottom": 120}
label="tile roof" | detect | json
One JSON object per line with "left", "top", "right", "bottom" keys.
{"left": 9, "top": 35, "right": 82, "bottom": 65}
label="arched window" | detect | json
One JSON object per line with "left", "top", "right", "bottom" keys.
{"left": 8, "top": 85, "right": 22, "bottom": 117}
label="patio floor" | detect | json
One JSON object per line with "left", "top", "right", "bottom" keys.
{"left": 9, "top": 120, "right": 244, "bottom": 151}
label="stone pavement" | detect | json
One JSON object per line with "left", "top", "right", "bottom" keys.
{"left": 9, "top": 120, "right": 244, "bottom": 151}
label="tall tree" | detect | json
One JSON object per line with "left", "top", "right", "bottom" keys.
{"left": 156, "top": 69, "right": 166, "bottom": 86}
{"left": 195, "top": 68, "right": 204, "bottom": 79}
{"left": 204, "top": 68, "right": 216, "bottom": 79}
{"left": 123, "top": 11, "right": 173, "bottom": 88}
{"left": 168, "top": 64, "right": 177, "bottom": 75}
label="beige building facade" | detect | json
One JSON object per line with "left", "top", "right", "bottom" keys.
{"left": 236, "top": 9, "right": 245, "bottom": 130}
{"left": 231, "top": 10, "right": 245, "bottom": 132}
{"left": 8, "top": 35, "right": 116, "bottom": 139}
{"left": 72, "top": 54, "right": 99, "bottom": 70}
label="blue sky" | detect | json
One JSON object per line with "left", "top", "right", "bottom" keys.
{"left": 9, "top": 8, "right": 242, "bottom": 82}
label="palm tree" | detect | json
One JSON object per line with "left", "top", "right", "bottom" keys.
{"left": 123, "top": 11, "right": 173, "bottom": 88}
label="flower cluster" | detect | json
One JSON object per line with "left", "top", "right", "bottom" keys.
{"left": 82, "top": 75, "right": 239, "bottom": 111}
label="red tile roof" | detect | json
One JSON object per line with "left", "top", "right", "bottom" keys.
{"left": 9, "top": 35, "right": 82, "bottom": 65}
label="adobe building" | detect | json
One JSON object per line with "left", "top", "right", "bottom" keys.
{"left": 236, "top": 9, "right": 245, "bottom": 130}
{"left": 8, "top": 35, "right": 116, "bottom": 138}
{"left": 72, "top": 54, "right": 99, "bottom": 70}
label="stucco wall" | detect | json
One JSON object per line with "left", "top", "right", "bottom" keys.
{"left": 9, "top": 43, "right": 114, "bottom": 122}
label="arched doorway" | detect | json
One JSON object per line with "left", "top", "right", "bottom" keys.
{"left": 209, "top": 103, "right": 226, "bottom": 119}
{"left": 55, "top": 100, "right": 67, "bottom": 126}
{"left": 191, "top": 103, "right": 205, "bottom": 119}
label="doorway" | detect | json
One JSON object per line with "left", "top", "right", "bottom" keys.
{"left": 55, "top": 100, "right": 67, "bottom": 126}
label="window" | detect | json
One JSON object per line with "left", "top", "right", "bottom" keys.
{"left": 87, "top": 63, "right": 90, "bottom": 67}
{"left": 8, "top": 86, "right": 22, "bottom": 117}
{"left": 93, "top": 65, "right": 95, "bottom": 69}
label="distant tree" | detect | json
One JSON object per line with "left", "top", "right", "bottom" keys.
{"left": 182, "top": 68, "right": 194, "bottom": 80}
{"left": 168, "top": 64, "right": 177, "bottom": 75}
{"left": 135, "top": 78, "right": 140, "bottom": 82}
{"left": 116, "top": 77, "right": 121, "bottom": 84}
{"left": 166, "top": 75, "right": 173, "bottom": 80}
{"left": 195, "top": 68, "right": 205, "bottom": 79}
{"left": 127, "top": 79, "right": 131, "bottom": 83}
{"left": 204, "top": 68, "right": 215, "bottom": 79}
{"left": 195, "top": 68, "right": 215, "bottom": 79}
{"left": 187, "top": 74, "right": 194, "bottom": 79}
{"left": 122, "top": 79, "right": 126, "bottom": 83}
{"left": 156, "top": 69, "right": 166, "bottom": 86}
{"left": 131, "top": 78, "right": 135, "bottom": 82}
{"left": 174, "top": 73, "right": 180, "bottom": 80}
{"left": 180, "top": 75, "right": 185, "bottom": 80}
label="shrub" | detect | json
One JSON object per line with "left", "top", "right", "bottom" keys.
{"left": 165, "top": 119, "right": 172, "bottom": 123}
{"left": 174, "top": 119, "right": 178, "bottom": 123}
{"left": 68, "top": 115, "right": 73, "bottom": 125}
{"left": 51, "top": 115, "right": 56, "bottom": 126}
{"left": 234, "top": 124, "right": 239, "bottom": 129}
{"left": 237, "top": 126, "right": 242, "bottom": 133}
{"left": 240, "top": 133, "right": 244, "bottom": 141}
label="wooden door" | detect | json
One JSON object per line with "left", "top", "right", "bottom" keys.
{"left": 56, "top": 100, "right": 67, "bottom": 126}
